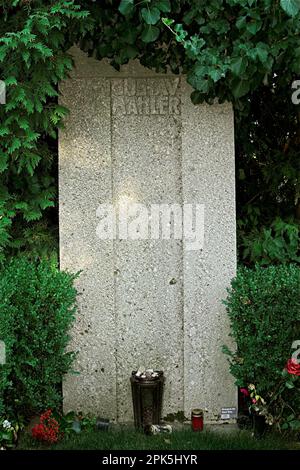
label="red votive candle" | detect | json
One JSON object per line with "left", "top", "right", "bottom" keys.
{"left": 191, "top": 409, "right": 204, "bottom": 431}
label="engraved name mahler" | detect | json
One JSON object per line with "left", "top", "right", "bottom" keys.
{"left": 112, "top": 77, "right": 180, "bottom": 116}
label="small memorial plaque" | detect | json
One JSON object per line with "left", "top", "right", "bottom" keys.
{"left": 221, "top": 407, "right": 237, "bottom": 420}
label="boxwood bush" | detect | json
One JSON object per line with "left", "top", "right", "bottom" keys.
{"left": 0, "top": 258, "right": 78, "bottom": 418}
{"left": 224, "top": 264, "right": 300, "bottom": 427}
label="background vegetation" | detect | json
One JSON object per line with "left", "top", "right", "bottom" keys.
{"left": 0, "top": 2, "right": 299, "bottom": 444}
{"left": 0, "top": 257, "right": 78, "bottom": 418}
{"left": 0, "top": 0, "right": 299, "bottom": 265}
{"left": 224, "top": 264, "right": 300, "bottom": 430}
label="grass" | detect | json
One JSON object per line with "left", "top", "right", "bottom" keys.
{"left": 17, "top": 427, "right": 296, "bottom": 451}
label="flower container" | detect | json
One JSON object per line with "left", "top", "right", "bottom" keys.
{"left": 130, "top": 370, "right": 164, "bottom": 430}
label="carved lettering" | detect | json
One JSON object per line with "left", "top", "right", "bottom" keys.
{"left": 112, "top": 96, "right": 126, "bottom": 115}
{"left": 126, "top": 97, "right": 138, "bottom": 114}
{"left": 111, "top": 78, "right": 180, "bottom": 116}
{"left": 136, "top": 96, "right": 150, "bottom": 114}
{"left": 158, "top": 96, "right": 169, "bottom": 115}
{"left": 124, "top": 79, "right": 136, "bottom": 96}
{"left": 169, "top": 97, "right": 180, "bottom": 115}
{"left": 111, "top": 79, "right": 124, "bottom": 96}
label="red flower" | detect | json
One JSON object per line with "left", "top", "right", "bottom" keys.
{"left": 286, "top": 358, "right": 300, "bottom": 376}
{"left": 240, "top": 388, "right": 249, "bottom": 397}
{"left": 31, "top": 410, "right": 60, "bottom": 444}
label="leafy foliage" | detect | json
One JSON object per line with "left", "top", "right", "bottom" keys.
{"left": 235, "top": 78, "right": 300, "bottom": 265}
{"left": 240, "top": 218, "right": 300, "bottom": 265}
{"left": 114, "top": 0, "right": 300, "bottom": 103}
{"left": 0, "top": 1, "right": 89, "bottom": 260}
{"left": 0, "top": 257, "right": 78, "bottom": 417}
{"left": 280, "top": 0, "right": 300, "bottom": 17}
{"left": 224, "top": 264, "right": 300, "bottom": 426}
{"left": 0, "top": 1, "right": 299, "bottom": 263}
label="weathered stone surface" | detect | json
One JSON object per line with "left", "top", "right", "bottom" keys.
{"left": 59, "top": 47, "right": 237, "bottom": 422}
{"left": 181, "top": 82, "right": 237, "bottom": 420}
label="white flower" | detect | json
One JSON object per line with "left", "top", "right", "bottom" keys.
{"left": 2, "top": 420, "right": 11, "bottom": 430}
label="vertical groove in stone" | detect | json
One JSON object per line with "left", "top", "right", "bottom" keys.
{"left": 109, "top": 79, "right": 119, "bottom": 422}
{"left": 178, "top": 76, "right": 186, "bottom": 418}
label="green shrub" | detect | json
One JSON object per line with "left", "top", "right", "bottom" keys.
{"left": 239, "top": 218, "right": 300, "bottom": 266}
{"left": 0, "top": 257, "right": 78, "bottom": 418}
{"left": 224, "top": 264, "right": 300, "bottom": 427}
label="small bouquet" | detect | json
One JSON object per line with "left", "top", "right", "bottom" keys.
{"left": 31, "top": 409, "right": 60, "bottom": 444}
{"left": 0, "top": 417, "right": 21, "bottom": 449}
{"left": 240, "top": 384, "right": 273, "bottom": 425}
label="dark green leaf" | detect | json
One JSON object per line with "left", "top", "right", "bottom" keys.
{"left": 232, "top": 79, "right": 250, "bottom": 98}
{"left": 141, "top": 25, "right": 160, "bottom": 43}
{"left": 231, "top": 57, "right": 248, "bottom": 76}
{"left": 280, "top": 0, "right": 300, "bottom": 17}
{"left": 141, "top": 7, "right": 161, "bottom": 25}
{"left": 118, "top": 0, "right": 135, "bottom": 16}
{"left": 155, "top": 0, "right": 171, "bottom": 12}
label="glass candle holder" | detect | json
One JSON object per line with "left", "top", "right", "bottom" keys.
{"left": 191, "top": 409, "right": 204, "bottom": 432}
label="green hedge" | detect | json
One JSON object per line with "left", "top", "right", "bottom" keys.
{"left": 0, "top": 258, "right": 78, "bottom": 418}
{"left": 224, "top": 264, "right": 300, "bottom": 426}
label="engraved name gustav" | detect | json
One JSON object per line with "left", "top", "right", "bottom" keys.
{"left": 111, "top": 78, "right": 180, "bottom": 116}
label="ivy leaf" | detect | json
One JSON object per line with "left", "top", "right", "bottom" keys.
{"left": 232, "top": 79, "right": 250, "bottom": 99}
{"left": 122, "top": 29, "right": 138, "bottom": 45}
{"left": 255, "top": 45, "right": 268, "bottom": 64}
{"left": 162, "top": 17, "right": 174, "bottom": 27}
{"left": 190, "top": 90, "right": 203, "bottom": 105}
{"left": 141, "top": 25, "right": 160, "bottom": 43}
{"left": 141, "top": 7, "right": 161, "bottom": 25}
{"left": 118, "top": 0, "right": 135, "bottom": 16}
{"left": 280, "top": 0, "right": 300, "bottom": 17}
{"left": 209, "top": 68, "right": 224, "bottom": 82}
{"left": 236, "top": 16, "right": 246, "bottom": 30}
{"left": 188, "top": 74, "right": 210, "bottom": 93}
{"left": 231, "top": 57, "right": 248, "bottom": 76}
{"left": 119, "top": 45, "right": 138, "bottom": 62}
{"left": 155, "top": 0, "right": 171, "bottom": 12}
{"left": 246, "top": 21, "right": 262, "bottom": 35}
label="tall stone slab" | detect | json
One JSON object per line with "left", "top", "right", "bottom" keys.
{"left": 59, "top": 47, "right": 237, "bottom": 422}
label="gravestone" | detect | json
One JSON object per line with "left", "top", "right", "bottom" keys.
{"left": 59, "top": 47, "right": 237, "bottom": 422}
